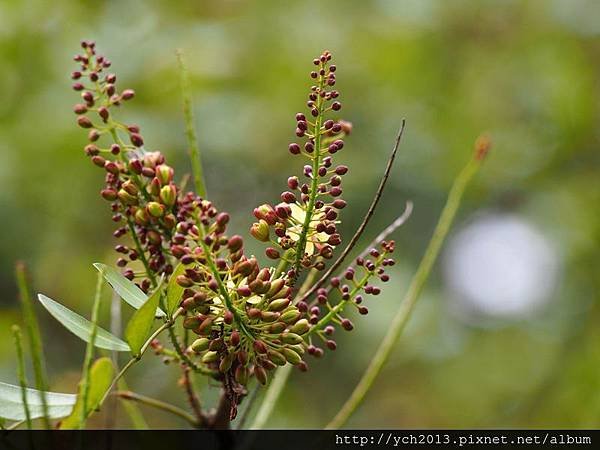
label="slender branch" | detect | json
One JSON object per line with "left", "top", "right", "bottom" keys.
{"left": 176, "top": 49, "right": 207, "bottom": 198}
{"left": 326, "top": 144, "right": 489, "bottom": 429}
{"left": 297, "top": 120, "right": 407, "bottom": 304}
{"left": 250, "top": 364, "right": 292, "bottom": 429}
{"left": 15, "top": 262, "right": 50, "bottom": 429}
{"left": 182, "top": 367, "right": 206, "bottom": 427}
{"left": 115, "top": 391, "right": 198, "bottom": 427}
{"left": 79, "top": 271, "right": 104, "bottom": 428}
{"left": 210, "top": 389, "right": 232, "bottom": 429}
{"left": 11, "top": 326, "right": 31, "bottom": 430}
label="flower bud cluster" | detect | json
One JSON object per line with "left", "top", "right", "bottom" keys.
{"left": 250, "top": 51, "right": 351, "bottom": 282}
{"left": 301, "top": 240, "right": 396, "bottom": 356}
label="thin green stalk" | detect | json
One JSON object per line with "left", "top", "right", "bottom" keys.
{"left": 15, "top": 262, "right": 50, "bottom": 429}
{"left": 11, "top": 325, "right": 31, "bottom": 430}
{"left": 326, "top": 147, "right": 489, "bottom": 429}
{"left": 79, "top": 271, "right": 104, "bottom": 428}
{"left": 176, "top": 49, "right": 207, "bottom": 198}
{"left": 249, "top": 364, "right": 292, "bottom": 429}
{"left": 116, "top": 390, "right": 198, "bottom": 427}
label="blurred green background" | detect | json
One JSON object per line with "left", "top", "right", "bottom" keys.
{"left": 1, "top": 0, "right": 599, "bottom": 428}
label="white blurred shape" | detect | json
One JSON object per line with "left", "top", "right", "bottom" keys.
{"left": 443, "top": 214, "right": 559, "bottom": 319}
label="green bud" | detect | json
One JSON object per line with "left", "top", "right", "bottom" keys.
{"left": 261, "top": 311, "right": 280, "bottom": 323}
{"left": 118, "top": 189, "right": 138, "bottom": 206}
{"left": 267, "top": 349, "right": 287, "bottom": 366}
{"left": 201, "top": 351, "right": 219, "bottom": 364}
{"left": 270, "top": 286, "right": 292, "bottom": 301}
{"left": 268, "top": 298, "right": 291, "bottom": 312}
{"left": 156, "top": 164, "right": 174, "bottom": 185}
{"left": 135, "top": 208, "right": 149, "bottom": 225}
{"left": 219, "top": 353, "right": 234, "bottom": 373}
{"left": 254, "top": 366, "right": 267, "bottom": 385}
{"left": 281, "top": 347, "right": 302, "bottom": 365}
{"left": 269, "top": 322, "right": 287, "bottom": 334}
{"left": 191, "top": 338, "right": 209, "bottom": 353}
{"left": 289, "top": 344, "right": 305, "bottom": 355}
{"left": 250, "top": 220, "right": 270, "bottom": 242}
{"left": 160, "top": 184, "right": 177, "bottom": 207}
{"left": 266, "top": 278, "right": 285, "bottom": 298}
{"left": 281, "top": 332, "right": 304, "bottom": 345}
{"left": 279, "top": 309, "right": 301, "bottom": 324}
{"left": 290, "top": 319, "right": 310, "bottom": 335}
{"left": 235, "top": 365, "right": 249, "bottom": 385}
{"left": 147, "top": 201, "right": 165, "bottom": 218}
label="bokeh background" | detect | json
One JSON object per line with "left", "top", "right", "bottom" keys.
{"left": 1, "top": 0, "right": 599, "bottom": 428}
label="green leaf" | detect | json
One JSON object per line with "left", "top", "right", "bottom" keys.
{"left": 94, "top": 263, "right": 165, "bottom": 318}
{"left": 37, "top": 294, "right": 130, "bottom": 352}
{"left": 165, "top": 262, "right": 187, "bottom": 315}
{"left": 0, "top": 382, "right": 76, "bottom": 421}
{"left": 60, "top": 357, "right": 114, "bottom": 429}
{"left": 125, "top": 282, "right": 162, "bottom": 356}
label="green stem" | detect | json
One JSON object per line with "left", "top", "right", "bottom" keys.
{"left": 292, "top": 72, "right": 326, "bottom": 275}
{"left": 249, "top": 364, "right": 293, "bottom": 429}
{"left": 326, "top": 155, "right": 485, "bottom": 429}
{"left": 11, "top": 326, "right": 31, "bottom": 430}
{"left": 176, "top": 49, "right": 207, "bottom": 198}
{"left": 116, "top": 390, "right": 198, "bottom": 427}
{"left": 15, "top": 262, "right": 50, "bottom": 429}
{"left": 125, "top": 215, "right": 157, "bottom": 288}
{"left": 79, "top": 271, "right": 104, "bottom": 428}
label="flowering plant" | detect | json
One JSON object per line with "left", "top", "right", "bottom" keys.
{"left": 1, "top": 41, "right": 488, "bottom": 430}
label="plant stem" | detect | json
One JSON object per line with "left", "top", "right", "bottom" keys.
{"left": 326, "top": 152, "right": 486, "bottom": 429}
{"left": 249, "top": 364, "right": 292, "bottom": 429}
{"left": 115, "top": 390, "right": 198, "bottom": 427}
{"left": 11, "top": 326, "right": 31, "bottom": 430}
{"left": 15, "top": 262, "right": 50, "bottom": 429}
{"left": 79, "top": 271, "right": 104, "bottom": 428}
{"left": 298, "top": 121, "right": 407, "bottom": 304}
{"left": 176, "top": 49, "right": 207, "bottom": 198}
{"left": 292, "top": 72, "right": 326, "bottom": 275}
{"left": 182, "top": 367, "right": 205, "bottom": 427}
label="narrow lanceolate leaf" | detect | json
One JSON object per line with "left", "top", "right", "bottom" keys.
{"left": 166, "top": 262, "right": 187, "bottom": 315}
{"left": 0, "top": 382, "right": 76, "bottom": 421}
{"left": 60, "top": 357, "right": 114, "bottom": 429}
{"left": 37, "top": 294, "right": 130, "bottom": 352}
{"left": 93, "top": 263, "right": 165, "bottom": 318}
{"left": 125, "top": 283, "right": 162, "bottom": 356}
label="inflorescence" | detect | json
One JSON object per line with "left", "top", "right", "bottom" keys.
{"left": 71, "top": 43, "right": 396, "bottom": 397}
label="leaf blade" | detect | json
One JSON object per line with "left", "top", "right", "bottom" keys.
{"left": 165, "top": 262, "right": 187, "bottom": 315}
{"left": 59, "top": 357, "right": 114, "bottom": 429}
{"left": 125, "top": 283, "right": 162, "bottom": 356}
{"left": 94, "top": 263, "right": 165, "bottom": 318}
{"left": 0, "top": 382, "right": 76, "bottom": 421}
{"left": 37, "top": 294, "right": 130, "bottom": 352}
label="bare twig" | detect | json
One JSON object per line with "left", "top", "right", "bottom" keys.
{"left": 297, "top": 120, "right": 407, "bottom": 304}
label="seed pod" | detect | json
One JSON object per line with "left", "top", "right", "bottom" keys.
{"left": 267, "top": 298, "right": 290, "bottom": 312}
{"left": 201, "top": 351, "right": 219, "bottom": 364}
{"left": 191, "top": 338, "right": 209, "bottom": 353}
{"left": 290, "top": 319, "right": 310, "bottom": 335}
{"left": 281, "top": 347, "right": 302, "bottom": 365}
{"left": 254, "top": 366, "right": 268, "bottom": 385}
{"left": 280, "top": 332, "right": 303, "bottom": 345}
{"left": 267, "top": 350, "right": 287, "bottom": 366}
